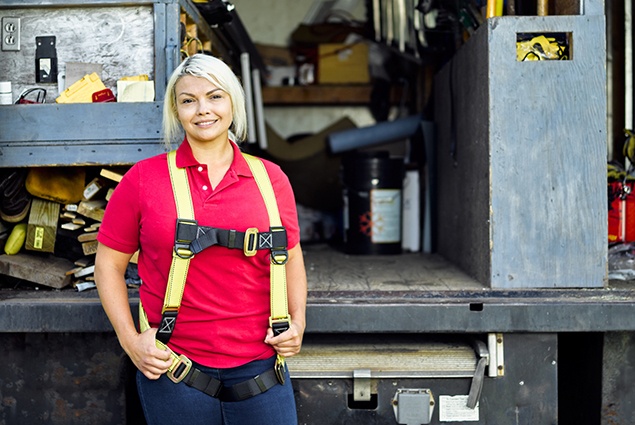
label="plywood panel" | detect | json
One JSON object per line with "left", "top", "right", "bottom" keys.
{"left": 0, "top": 5, "right": 154, "bottom": 104}
{"left": 435, "top": 16, "right": 607, "bottom": 288}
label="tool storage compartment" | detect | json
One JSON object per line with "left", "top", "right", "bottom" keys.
{"left": 288, "top": 333, "right": 557, "bottom": 425}
{"left": 434, "top": 13, "right": 607, "bottom": 289}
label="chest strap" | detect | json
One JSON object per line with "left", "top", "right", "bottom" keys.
{"left": 174, "top": 219, "right": 287, "bottom": 259}
{"left": 139, "top": 150, "right": 290, "bottom": 393}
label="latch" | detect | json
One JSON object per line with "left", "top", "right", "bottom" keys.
{"left": 392, "top": 388, "right": 434, "bottom": 425}
{"left": 466, "top": 339, "right": 489, "bottom": 409}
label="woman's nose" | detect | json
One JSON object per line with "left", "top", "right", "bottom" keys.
{"left": 197, "top": 99, "right": 211, "bottom": 115}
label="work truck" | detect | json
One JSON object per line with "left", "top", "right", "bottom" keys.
{"left": 1, "top": 0, "right": 634, "bottom": 424}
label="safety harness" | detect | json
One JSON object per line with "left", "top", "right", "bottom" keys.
{"left": 138, "top": 150, "right": 291, "bottom": 401}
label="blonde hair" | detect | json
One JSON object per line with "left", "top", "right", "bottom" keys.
{"left": 162, "top": 54, "right": 247, "bottom": 148}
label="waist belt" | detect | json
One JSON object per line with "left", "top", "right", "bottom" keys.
{"left": 163, "top": 349, "right": 284, "bottom": 402}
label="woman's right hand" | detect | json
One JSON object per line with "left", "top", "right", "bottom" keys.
{"left": 124, "top": 327, "right": 173, "bottom": 380}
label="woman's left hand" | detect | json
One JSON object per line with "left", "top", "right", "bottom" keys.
{"left": 264, "top": 321, "right": 304, "bottom": 358}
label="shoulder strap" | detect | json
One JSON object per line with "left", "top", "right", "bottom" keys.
{"left": 140, "top": 150, "right": 194, "bottom": 343}
{"left": 242, "top": 153, "right": 290, "bottom": 334}
{"left": 140, "top": 151, "right": 290, "bottom": 343}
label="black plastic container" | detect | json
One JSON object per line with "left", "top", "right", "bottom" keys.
{"left": 341, "top": 151, "right": 405, "bottom": 255}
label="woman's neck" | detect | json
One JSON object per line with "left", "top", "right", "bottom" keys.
{"left": 188, "top": 138, "right": 235, "bottom": 189}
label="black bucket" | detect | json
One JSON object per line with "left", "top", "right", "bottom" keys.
{"left": 341, "top": 151, "right": 405, "bottom": 255}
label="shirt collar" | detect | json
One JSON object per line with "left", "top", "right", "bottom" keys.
{"left": 174, "top": 138, "right": 253, "bottom": 178}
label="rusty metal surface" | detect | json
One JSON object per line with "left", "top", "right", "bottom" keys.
{"left": 0, "top": 333, "right": 130, "bottom": 425}
{"left": 601, "top": 332, "right": 635, "bottom": 425}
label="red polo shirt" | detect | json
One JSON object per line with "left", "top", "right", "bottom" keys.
{"left": 98, "top": 140, "right": 299, "bottom": 368}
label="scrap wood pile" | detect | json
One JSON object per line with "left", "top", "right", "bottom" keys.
{"left": 0, "top": 166, "right": 138, "bottom": 291}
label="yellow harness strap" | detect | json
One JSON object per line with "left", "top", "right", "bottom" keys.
{"left": 139, "top": 150, "right": 289, "bottom": 383}
{"left": 243, "top": 153, "right": 290, "bottom": 333}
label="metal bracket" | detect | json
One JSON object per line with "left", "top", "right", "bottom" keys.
{"left": 488, "top": 333, "right": 505, "bottom": 377}
{"left": 353, "top": 369, "right": 372, "bottom": 402}
{"left": 35, "top": 35, "right": 57, "bottom": 83}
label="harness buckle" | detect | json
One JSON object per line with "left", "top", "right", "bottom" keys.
{"left": 244, "top": 228, "right": 258, "bottom": 256}
{"left": 271, "top": 249, "right": 288, "bottom": 265}
{"left": 174, "top": 219, "right": 198, "bottom": 259}
{"left": 270, "top": 316, "right": 291, "bottom": 336}
{"left": 167, "top": 353, "right": 192, "bottom": 384}
{"left": 157, "top": 308, "right": 179, "bottom": 344}
{"left": 274, "top": 355, "right": 286, "bottom": 385}
{"left": 269, "top": 226, "right": 288, "bottom": 265}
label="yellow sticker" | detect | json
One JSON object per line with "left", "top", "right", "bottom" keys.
{"left": 34, "top": 226, "right": 44, "bottom": 249}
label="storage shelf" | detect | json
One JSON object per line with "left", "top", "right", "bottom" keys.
{"left": 261, "top": 84, "right": 404, "bottom": 105}
{"left": 0, "top": 102, "right": 166, "bottom": 167}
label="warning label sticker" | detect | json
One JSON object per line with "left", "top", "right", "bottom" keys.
{"left": 439, "top": 395, "right": 480, "bottom": 422}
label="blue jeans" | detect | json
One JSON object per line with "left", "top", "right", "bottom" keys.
{"left": 137, "top": 356, "right": 298, "bottom": 425}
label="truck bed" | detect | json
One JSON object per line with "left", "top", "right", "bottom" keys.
{"left": 2, "top": 244, "right": 635, "bottom": 334}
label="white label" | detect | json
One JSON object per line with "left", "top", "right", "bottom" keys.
{"left": 370, "top": 189, "right": 401, "bottom": 243}
{"left": 439, "top": 395, "right": 479, "bottom": 422}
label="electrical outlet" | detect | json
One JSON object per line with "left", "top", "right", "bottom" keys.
{"left": 2, "top": 17, "right": 20, "bottom": 51}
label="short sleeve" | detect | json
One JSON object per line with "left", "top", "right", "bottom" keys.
{"left": 97, "top": 165, "right": 142, "bottom": 254}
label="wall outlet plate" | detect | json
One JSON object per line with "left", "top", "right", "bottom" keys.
{"left": 2, "top": 17, "right": 20, "bottom": 51}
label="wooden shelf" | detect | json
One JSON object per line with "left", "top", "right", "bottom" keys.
{"left": 261, "top": 84, "right": 404, "bottom": 105}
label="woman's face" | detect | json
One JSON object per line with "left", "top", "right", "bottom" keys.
{"left": 174, "top": 75, "right": 233, "bottom": 146}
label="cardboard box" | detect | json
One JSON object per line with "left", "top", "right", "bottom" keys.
{"left": 608, "top": 181, "right": 635, "bottom": 243}
{"left": 318, "top": 43, "right": 369, "bottom": 84}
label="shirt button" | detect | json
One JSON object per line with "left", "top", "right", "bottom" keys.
{"left": 198, "top": 166, "right": 204, "bottom": 172}
{"left": 202, "top": 185, "right": 208, "bottom": 191}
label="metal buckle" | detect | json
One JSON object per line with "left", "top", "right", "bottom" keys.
{"left": 244, "top": 227, "right": 258, "bottom": 256}
{"left": 174, "top": 219, "right": 198, "bottom": 259}
{"left": 157, "top": 309, "right": 178, "bottom": 344}
{"left": 167, "top": 354, "right": 192, "bottom": 384}
{"left": 174, "top": 247, "right": 194, "bottom": 259}
{"left": 274, "top": 355, "right": 286, "bottom": 385}
{"left": 269, "top": 227, "right": 288, "bottom": 265}
{"left": 271, "top": 249, "right": 288, "bottom": 265}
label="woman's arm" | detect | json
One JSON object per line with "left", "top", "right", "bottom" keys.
{"left": 94, "top": 243, "right": 172, "bottom": 379}
{"left": 265, "top": 243, "right": 307, "bottom": 357}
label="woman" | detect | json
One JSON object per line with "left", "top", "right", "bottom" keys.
{"left": 95, "top": 53, "right": 307, "bottom": 425}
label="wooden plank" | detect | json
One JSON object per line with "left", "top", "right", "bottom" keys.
{"left": 0, "top": 253, "right": 73, "bottom": 289}
{"left": 25, "top": 198, "right": 60, "bottom": 253}
{"left": 303, "top": 245, "right": 481, "bottom": 292}
{"left": 261, "top": 85, "right": 405, "bottom": 105}
{"left": 100, "top": 167, "right": 127, "bottom": 183}
{"left": 77, "top": 200, "right": 106, "bottom": 222}
{"left": 82, "top": 240, "right": 99, "bottom": 256}
{"left": 77, "top": 232, "right": 98, "bottom": 243}
{"left": 554, "top": 0, "right": 580, "bottom": 15}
